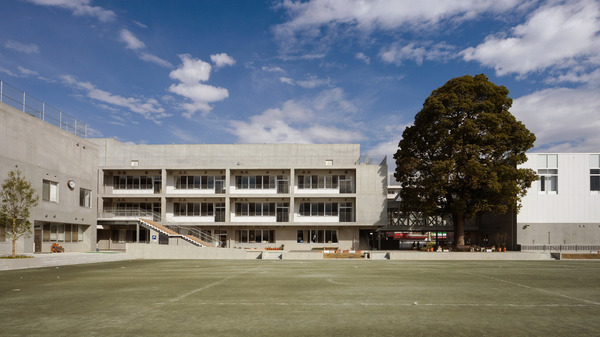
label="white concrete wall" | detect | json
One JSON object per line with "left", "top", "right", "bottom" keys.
{"left": 517, "top": 153, "right": 600, "bottom": 246}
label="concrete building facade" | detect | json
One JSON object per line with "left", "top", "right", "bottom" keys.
{"left": 91, "top": 139, "right": 388, "bottom": 251}
{"left": 0, "top": 100, "right": 98, "bottom": 254}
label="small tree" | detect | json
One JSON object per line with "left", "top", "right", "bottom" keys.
{"left": 394, "top": 74, "right": 537, "bottom": 248}
{"left": 0, "top": 170, "right": 39, "bottom": 258}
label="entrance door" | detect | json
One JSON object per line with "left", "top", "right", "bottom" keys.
{"left": 34, "top": 226, "right": 42, "bottom": 253}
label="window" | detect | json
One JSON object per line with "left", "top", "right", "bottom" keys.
{"left": 236, "top": 229, "right": 275, "bottom": 243}
{"left": 79, "top": 188, "right": 91, "bottom": 208}
{"left": 42, "top": 180, "right": 59, "bottom": 202}
{"left": 113, "top": 175, "right": 155, "bottom": 189}
{"left": 176, "top": 175, "right": 225, "bottom": 190}
{"left": 538, "top": 154, "right": 558, "bottom": 194}
{"left": 297, "top": 174, "right": 343, "bottom": 190}
{"left": 591, "top": 154, "right": 600, "bottom": 193}
{"left": 235, "top": 175, "right": 275, "bottom": 189}
{"left": 41, "top": 223, "right": 84, "bottom": 242}
{"left": 298, "top": 202, "right": 338, "bottom": 216}
{"left": 339, "top": 202, "right": 354, "bottom": 222}
{"left": 173, "top": 202, "right": 215, "bottom": 216}
{"left": 234, "top": 202, "right": 275, "bottom": 216}
{"left": 299, "top": 229, "right": 338, "bottom": 244}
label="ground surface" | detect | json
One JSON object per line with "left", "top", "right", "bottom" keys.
{"left": 1, "top": 260, "right": 599, "bottom": 336}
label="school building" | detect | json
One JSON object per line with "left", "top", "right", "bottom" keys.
{"left": 1, "top": 81, "right": 598, "bottom": 255}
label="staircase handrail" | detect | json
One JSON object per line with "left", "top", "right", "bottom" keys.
{"left": 99, "top": 207, "right": 218, "bottom": 246}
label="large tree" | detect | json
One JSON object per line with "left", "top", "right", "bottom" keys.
{"left": 394, "top": 74, "right": 537, "bottom": 248}
{"left": 0, "top": 170, "right": 39, "bottom": 258}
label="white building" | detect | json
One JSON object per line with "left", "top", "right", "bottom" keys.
{"left": 517, "top": 153, "right": 600, "bottom": 250}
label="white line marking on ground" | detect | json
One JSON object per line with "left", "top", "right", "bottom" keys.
{"left": 157, "top": 302, "right": 595, "bottom": 308}
{"left": 464, "top": 272, "right": 600, "bottom": 306}
{"left": 327, "top": 278, "right": 347, "bottom": 285}
{"left": 160, "top": 267, "right": 261, "bottom": 304}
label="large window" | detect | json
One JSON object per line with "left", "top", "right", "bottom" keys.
{"left": 173, "top": 202, "right": 214, "bottom": 216}
{"left": 235, "top": 202, "right": 275, "bottom": 216}
{"left": 538, "top": 154, "right": 558, "bottom": 194}
{"left": 236, "top": 229, "right": 275, "bottom": 243}
{"left": 235, "top": 175, "right": 276, "bottom": 190}
{"left": 79, "top": 188, "right": 91, "bottom": 208}
{"left": 41, "top": 223, "right": 84, "bottom": 242}
{"left": 298, "top": 202, "right": 338, "bottom": 216}
{"left": 298, "top": 175, "right": 338, "bottom": 189}
{"left": 591, "top": 154, "right": 600, "bottom": 193}
{"left": 113, "top": 176, "right": 158, "bottom": 190}
{"left": 176, "top": 175, "right": 225, "bottom": 190}
{"left": 297, "top": 229, "right": 338, "bottom": 244}
{"left": 297, "top": 174, "right": 354, "bottom": 193}
{"left": 42, "top": 180, "right": 59, "bottom": 202}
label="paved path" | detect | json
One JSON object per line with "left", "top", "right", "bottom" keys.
{"left": 0, "top": 252, "right": 136, "bottom": 271}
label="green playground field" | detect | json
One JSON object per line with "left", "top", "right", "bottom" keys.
{"left": 1, "top": 259, "right": 599, "bottom": 336}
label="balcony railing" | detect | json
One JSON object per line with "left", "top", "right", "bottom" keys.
{"left": 98, "top": 207, "right": 160, "bottom": 221}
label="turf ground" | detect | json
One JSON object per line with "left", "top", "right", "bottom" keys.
{"left": 1, "top": 260, "right": 599, "bottom": 336}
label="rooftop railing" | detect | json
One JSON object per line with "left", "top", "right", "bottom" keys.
{"left": 0, "top": 80, "right": 87, "bottom": 138}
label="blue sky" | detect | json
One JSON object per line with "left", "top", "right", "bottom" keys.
{"left": 1, "top": 0, "right": 599, "bottom": 167}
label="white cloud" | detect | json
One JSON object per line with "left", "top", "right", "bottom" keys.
{"left": 60, "top": 74, "right": 170, "bottom": 124}
{"left": 274, "top": 0, "right": 521, "bottom": 53}
{"left": 262, "top": 66, "right": 285, "bottom": 73}
{"left": 4, "top": 40, "right": 40, "bottom": 54}
{"left": 355, "top": 52, "right": 370, "bottom": 64}
{"left": 277, "top": 75, "right": 331, "bottom": 88}
{"left": 380, "top": 42, "right": 456, "bottom": 66}
{"left": 18, "top": 66, "right": 39, "bottom": 76}
{"left": 462, "top": 0, "right": 600, "bottom": 77}
{"left": 118, "top": 29, "right": 172, "bottom": 68}
{"left": 512, "top": 87, "right": 600, "bottom": 152}
{"left": 139, "top": 52, "right": 173, "bottom": 68}
{"left": 0, "top": 67, "right": 18, "bottom": 77}
{"left": 133, "top": 20, "right": 148, "bottom": 29}
{"left": 228, "top": 88, "right": 363, "bottom": 144}
{"left": 26, "top": 0, "right": 116, "bottom": 22}
{"left": 168, "top": 54, "right": 229, "bottom": 118}
{"left": 119, "top": 29, "right": 145, "bottom": 50}
{"left": 210, "top": 53, "right": 236, "bottom": 68}
{"left": 279, "top": 77, "right": 295, "bottom": 85}
{"left": 297, "top": 75, "right": 331, "bottom": 88}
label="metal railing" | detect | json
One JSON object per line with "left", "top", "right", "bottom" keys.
{"left": 164, "top": 224, "right": 218, "bottom": 247}
{"left": 521, "top": 245, "right": 600, "bottom": 252}
{"left": 98, "top": 207, "right": 158, "bottom": 221}
{"left": 0, "top": 80, "right": 88, "bottom": 138}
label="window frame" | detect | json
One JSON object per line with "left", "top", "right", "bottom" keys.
{"left": 42, "top": 180, "right": 59, "bottom": 203}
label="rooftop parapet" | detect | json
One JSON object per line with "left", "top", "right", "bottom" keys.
{"left": 0, "top": 80, "right": 88, "bottom": 138}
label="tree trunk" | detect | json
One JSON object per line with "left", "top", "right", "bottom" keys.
{"left": 11, "top": 218, "right": 16, "bottom": 258}
{"left": 453, "top": 213, "right": 465, "bottom": 249}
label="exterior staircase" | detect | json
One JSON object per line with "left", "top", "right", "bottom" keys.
{"left": 138, "top": 218, "right": 214, "bottom": 247}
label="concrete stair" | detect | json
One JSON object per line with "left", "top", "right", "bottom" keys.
{"left": 138, "top": 218, "right": 213, "bottom": 247}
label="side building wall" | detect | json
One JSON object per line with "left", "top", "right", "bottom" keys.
{"left": 517, "top": 153, "right": 600, "bottom": 248}
{"left": 0, "top": 102, "right": 98, "bottom": 254}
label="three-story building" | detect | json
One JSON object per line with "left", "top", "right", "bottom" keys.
{"left": 92, "top": 139, "right": 387, "bottom": 251}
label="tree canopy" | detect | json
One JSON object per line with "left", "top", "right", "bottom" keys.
{"left": 0, "top": 170, "right": 39, "bottom": 257}
{"left": 393, "top": 74, "right": 537, "bottom": 247}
